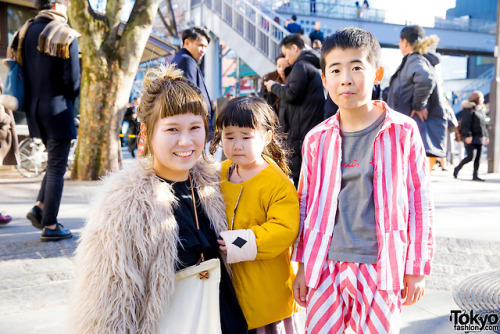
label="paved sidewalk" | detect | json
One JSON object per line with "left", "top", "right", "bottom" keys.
{"left": 0, "top": 154, "right": 499, "bottom": 334}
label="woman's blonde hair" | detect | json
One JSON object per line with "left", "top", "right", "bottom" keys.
{"left": 137, "top": 63, "right": 209, "bottom": 159}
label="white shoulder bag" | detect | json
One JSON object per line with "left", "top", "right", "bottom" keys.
{"left": 158, "top": 175, "right": 222, "bottom": 334}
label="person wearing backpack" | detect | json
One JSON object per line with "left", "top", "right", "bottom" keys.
{"left": 453, "top": 91, "right": 489, "bottom": 181}
{"left": 8, "top": 0, "right": 80, "bottom": 241}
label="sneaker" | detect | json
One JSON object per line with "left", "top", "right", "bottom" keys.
{"left": 0, "top": 214, "right": 12, "bottom": 225}
{"left": 27, "top": 206, "right": 43, "bottom": 230}
{"left": 40, "top": 223, "right": 73, "bottom": 242}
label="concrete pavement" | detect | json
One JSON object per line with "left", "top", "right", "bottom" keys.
{"left": 0, "top": 151, "right": 499, "bottom": 334}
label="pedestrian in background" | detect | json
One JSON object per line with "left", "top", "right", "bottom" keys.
{"left": 454, "top": 91, "right": 489, "bottom": 181}
{"left": 171, "top": 27, "right": 216, "bottom": 138}
{"left": 309, "top": 21, "right": 324, "bottom": 44}
{"left": 259, "top": 54, "right": 289, "bottom": 115}
{"left": 0, "top": 76, "right": 19, "bottom": 169}
{"left": 285, "top": 15, "right": 301, "bottom": 33}
{"left": 9, "top": 0, "right": 80, "bottom": 241}
{"left": 298, "top": 28, "right": 312, "bottom": 47}
{"left": 70, "top": 64, "right": 248, "bottom": 333}
{"left": 387, "top": 25, "right": 447, "bottom": 172}
{"left": 264, "top": 34, "right": 325, "bottom": 187}
{"left": 438, "top": 100, "right": 458, "bottom": 170}
{"left": 210, "top": 96, "right": 300, "bottom": 333}
{"left": 0, "top": 76, "right": 19, "bottom": 225}
{"left": 312, "top": 39, "right": 322, "bottom": 51}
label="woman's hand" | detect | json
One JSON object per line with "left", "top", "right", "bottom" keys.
{"left": 217, "top": 238, "right": 227, "bottom": 254}
{"left": 465, "top": 137, "right": 472, "bottom": 144}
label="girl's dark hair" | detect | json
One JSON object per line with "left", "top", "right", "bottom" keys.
{"left": 209, "top": 96, "right": 290, "bottom": 176}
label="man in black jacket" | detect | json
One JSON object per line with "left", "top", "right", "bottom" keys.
{"left": 171, "top": 27, "right": 215, "bottom": 137}
{"left": 309, "top": 21, "right": 325, "bottom": 44}
{"left": 264, "top": 34, "right": 325, "bottom": 186}
{"left": 19, "top": 0, "right": 80, "bottom": 241}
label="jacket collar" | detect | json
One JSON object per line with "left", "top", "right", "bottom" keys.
{"left": 323, "top": 100, "right": 408, "bottom": 135}
{"left": 177, "top": 47, "right": 196, "bottom": 61}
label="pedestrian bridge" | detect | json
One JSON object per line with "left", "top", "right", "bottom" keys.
{"left": 189, "top": 0, "right": 496, "bottom": 97}
{"left": 272, "top": 0, "right": 495, "bottom": 56}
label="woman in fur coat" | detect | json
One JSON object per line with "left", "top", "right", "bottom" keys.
{"left": 70, "top": 64, "right": 247, "bottom": 333}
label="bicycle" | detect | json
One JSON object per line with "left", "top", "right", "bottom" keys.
{"left": 16, "top": 138, "right": 77, "bottom": 178}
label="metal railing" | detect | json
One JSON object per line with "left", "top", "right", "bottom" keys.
{"left": 434, "top": 17, "right": 496, "bottom": 34}
{"left": 271, "top": 0, "right": 495, "bottom": 35}
{"left": 275, "top": 1, "right": 385, "bottom": 24}
{"left": 193, "top": 0, "right": 290, "bottom": 63}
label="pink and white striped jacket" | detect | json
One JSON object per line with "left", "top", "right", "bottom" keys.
{"left": 291, "top": 101, "right": 434, "bottom": 291}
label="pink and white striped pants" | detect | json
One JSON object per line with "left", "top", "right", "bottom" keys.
{"left": 306, "top": 260, "right": 401, "bottom": 334}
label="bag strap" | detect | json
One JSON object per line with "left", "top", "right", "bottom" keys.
{"left": 7, "top": 18, "right": 35, "bottom": 66}
{"left": 188, "top": 174, "right": 205, "bottom": 264}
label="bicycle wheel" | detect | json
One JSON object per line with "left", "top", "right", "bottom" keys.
{"left": 16, "top": 138, "right": 48, "bottom": 178}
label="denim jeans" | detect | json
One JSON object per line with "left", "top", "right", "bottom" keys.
{"left": 36, "top": 138, "right": 71, "bottom": 226}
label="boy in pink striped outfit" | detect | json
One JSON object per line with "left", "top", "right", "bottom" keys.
{"left": 292, "top": 27, "right": 434, "bottom": 334}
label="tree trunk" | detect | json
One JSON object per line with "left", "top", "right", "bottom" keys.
{"left": 69, "top": 0, "right": 161, "bottom": 180}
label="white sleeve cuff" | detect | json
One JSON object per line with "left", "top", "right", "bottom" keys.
{"left": 220, "top": 229, "right": 257, "bottom": 264}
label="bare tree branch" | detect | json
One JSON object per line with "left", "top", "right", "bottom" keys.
{"left": 119, "top": 0, "right": 161, "bottom": 69}
{"left": 164, "top": 0, "right": 178, "bottom": 37}
{"left": 157, "top": 8, "right": 176, "bottom": 37}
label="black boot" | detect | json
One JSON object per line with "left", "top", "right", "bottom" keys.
{"left": 472, "top": 171, "right": 485, "bottom": 182}
{"left": 453, "top": 166, "right": 460, "bottom": 179}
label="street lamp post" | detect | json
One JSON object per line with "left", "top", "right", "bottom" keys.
{"left": 488, "top": 2, "right": 500, "bottom": 173}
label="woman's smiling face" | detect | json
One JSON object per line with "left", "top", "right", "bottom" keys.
{"left": 151, "top": 113, "right": 206, "bottom": 181}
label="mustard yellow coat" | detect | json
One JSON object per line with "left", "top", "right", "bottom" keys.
{"left": 221, "top": 158, "right": 300, "bottom": 329}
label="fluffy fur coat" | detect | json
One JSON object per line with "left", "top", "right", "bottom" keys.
{"left": 70, "top": 158, "right": 227, "bottom": 333}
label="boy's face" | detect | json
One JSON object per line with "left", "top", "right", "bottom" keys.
{"left": 322, "top": 47, "right": 383, "bottom": 113}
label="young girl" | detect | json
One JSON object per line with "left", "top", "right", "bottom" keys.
{"left": 70, "top": 64, "right": 247, "bottom": 333}
{"left": 210, "top": 96, "right": 300, "bottom": 333}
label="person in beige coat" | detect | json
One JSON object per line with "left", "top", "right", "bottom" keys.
{"left": 0, "top": 79, "right": 19, "bottom": 225}
{"left": 70, "top": 64, "right": 247, "bottom": 333}
{"left": 0, "top": 82, "right": 19, "bottom": 167}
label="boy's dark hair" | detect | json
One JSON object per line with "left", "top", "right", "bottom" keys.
{"left": 320, "top": 26, "right": 381, "bottom": 74}
{"left": 400, "top": 25, "right": 425, "bottom": 46}
{"left": 182, "top": 27, "right": 211, "bottom": 45}
{"left": 291, "top": 15, "right": 297, "bottom": 21}
{"left": 280, "top": 34, "right": 305, "bottom": 50}
{"left": 36, "top": 0, "right": 69, "bottom": 10}
{"left": 209, "top": 96, "right": 290, "bottom": 176}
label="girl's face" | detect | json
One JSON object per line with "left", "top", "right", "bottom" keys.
{"left": 221, "top": 126, "right": 271, "bottom": 168}
{"left": 150, "top": 113, "right": 206, "bottom": 181}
